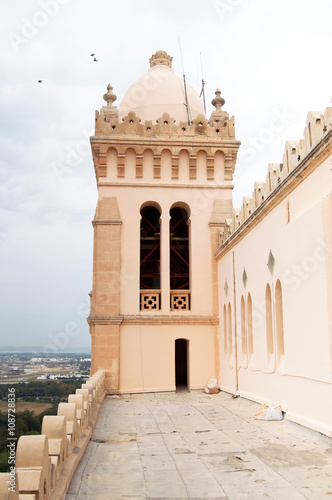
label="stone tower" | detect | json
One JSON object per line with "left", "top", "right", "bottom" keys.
{"left": 88, "top": 50, "right": 240, "bottom": 392}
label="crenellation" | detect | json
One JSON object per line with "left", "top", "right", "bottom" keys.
{"left": 57, "top": 402, "right": 78, "bottom": 450}
{"left": 228, "top": 106, "right": 331, "bottom": 237}
{"left": 0, "top": 370, "right": 106, "bottom": 500}
{"left": 241, "top": 196, "right": 255, "bottom": 220}
{"left": 67, "top": 394, "right": 85, "bottom": 435}
{"left": 266, "top": 162, "right": 281, "bottom": 193}
{"left": 252, "top": 181, "right": 266, "bottom": 208}
{"left": 95, "top": 89, "right": 236, "bottom": 142}
{"left": 283, "top": 140, "right": 299, "bottom": 174}
{"left": 304, "top": 110, "right": 325, "bottom": 151}
{"left": 41, "top": 416, "right": 66, "bottom": 478}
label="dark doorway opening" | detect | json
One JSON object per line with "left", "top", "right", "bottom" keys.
{"left": 175, "top": 339, "right": 188, "bottom": 389}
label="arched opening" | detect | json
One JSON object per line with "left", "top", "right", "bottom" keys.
{"left": 170, "top": 205, "right": 190, "bottom": 310}
{"left": 175, "top": 339, "right": 188, "bottom": 389}
{"left": 265, "top": 284, "right": 274, "bottom": 357}
{"left": 275, "top": 280, "right": 285, "bottom": 363}
{"left": 247, "top": 293, "right": 253, "bottom": 360}
{"left": 140, "top": 205, "right": 161, "bottom": 310}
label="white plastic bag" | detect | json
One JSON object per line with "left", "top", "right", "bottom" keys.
{"left": 204, "top": 378, "right": 219, "bottom": 394}
{"left": 254, "top": 402, "right": 283, "bottom": 421}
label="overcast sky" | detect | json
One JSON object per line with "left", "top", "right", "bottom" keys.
{"left": 0, "top": 0, "right": 331, "bottom": 352}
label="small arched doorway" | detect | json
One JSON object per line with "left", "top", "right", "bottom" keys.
{"left": 175, "top": 339, "right": 189, "bottom": 389}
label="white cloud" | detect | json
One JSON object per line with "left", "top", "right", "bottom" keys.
{"left": 0, "top": 0, "right": 331, "bottom": 348}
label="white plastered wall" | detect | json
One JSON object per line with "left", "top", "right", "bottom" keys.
{"left": 217, "top": 154, "right": 332, "bottom": 436}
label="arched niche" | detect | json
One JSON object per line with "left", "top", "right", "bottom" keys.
{"left": 265, "top": 284, "right": 274, "bottom": 358}
{"left": 214, "top": 150, "right": 225, "bottom": 183}
{"left": 143, "top": 148, "right": 154, "bottom": 180}
{"left": 247, "top": 293, "right": 253, "bottom": 360}
{"left": 161, "top": 148, "right": 172, "bottom": 181}
{"left": 106, "top": 147, "right": 118, "bottom": 180}
{"left": 179, "top": 149, "right": 190, "bottom": 181}
{"left": 275, "top": 279, "right": 285, "bottom": 364}
{"left": 197, "top": 150, "right": 207, "bottom": 182}
{"left": 241, "top": 295, "right": 247, "bottom": 361}
{"left": 125, "top": 148, "right": 136, "bottom": 181}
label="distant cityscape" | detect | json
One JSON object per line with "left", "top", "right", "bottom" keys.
{"left": 0, "top": 352, "right": 91, "bottom": 384}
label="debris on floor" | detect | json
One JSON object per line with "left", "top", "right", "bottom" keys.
{"left": 204, "top": 377, "right": 219, "bottom": 394}
{"left": 254, "top": 402, "right": 283, "bottom": 420}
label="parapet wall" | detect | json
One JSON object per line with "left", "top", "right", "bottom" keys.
{"left": 0, "top": 370, "right": 106, "bottom": 500}
{"left": 221, "top": 107, "right": 332, "bottom": 241}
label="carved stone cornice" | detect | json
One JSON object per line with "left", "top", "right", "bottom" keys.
{"left": 87, "top": 315, "right": 123, "bottom": 326}
{"left": 92, "top": 219, "right": 122, "bottom": 227}
{"left": 96, "top": 182, "right": 233, "bottom": 189}
{"left": 122, "top": 315, "right": 219, "bottom": 325}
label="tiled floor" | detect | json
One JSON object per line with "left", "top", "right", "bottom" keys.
{"left": 66, "top": 390, "right": 332, "bottom": 499}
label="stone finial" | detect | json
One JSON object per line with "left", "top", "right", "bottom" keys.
{"left": 209, "top": 88, "right": 229, "bottom": 129}
{"left": 211, "top": 88, "right": 225, "bottom": 111}
{"left": 149, "top": 50, "right": 173, "bottom": 68}
{"left": 103, "top": 83, "right": 117, "bottom": 106}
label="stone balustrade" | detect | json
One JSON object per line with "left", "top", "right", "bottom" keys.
{"left": 0, "top": 369, "right": 106, "bottom": 500}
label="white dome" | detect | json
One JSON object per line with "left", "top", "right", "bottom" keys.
{"left": 119, "top": 52, "right": 205, "bottom": 124}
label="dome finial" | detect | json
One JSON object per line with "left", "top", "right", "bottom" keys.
{"left": 211, "top": 88, "right": 225, "bottom": 111}
{"left": 103, "top": 83, "right": 117, "bottom": 107}
{"left": 149, "top": 50, "right": 173, "bottom": 68}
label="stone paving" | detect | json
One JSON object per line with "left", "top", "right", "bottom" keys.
{"left": 66, "top": 390, "right": 332, "bottom": 500}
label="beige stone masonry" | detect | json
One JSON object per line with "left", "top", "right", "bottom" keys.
{"left": 0, "top": 371, "right": 106, "bottom": 500}
{"left": 57, "top": 402, "right": 78, "bottom": 451}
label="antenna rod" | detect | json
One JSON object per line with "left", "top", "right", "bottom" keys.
{"left": 199, "top": 52, "right": 207, "bottom": 114}
{"left": 178, "top": 38, "right": 191, "bottom": 126}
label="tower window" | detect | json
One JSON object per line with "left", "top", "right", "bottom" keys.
{"left": 170, "top": 206, "right": 190, "bottom": 311}
{"left": 169, "top": 207, "right": 189, "bottom": 290}
{"left": 140, "top": 205, "right": 161, "bottom": 310}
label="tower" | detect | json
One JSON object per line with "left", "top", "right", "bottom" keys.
{"left": 88, "top": 50, "right": 240, "bottom": 392}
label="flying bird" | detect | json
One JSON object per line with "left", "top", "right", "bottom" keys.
{"left": 93, "top": 57, "right": 98, "bottom": 62}
{"left": 90, "top": 53, "right": 95, "bottom": 57}
{"left": 38, "top": 80, "right": 42, "bottom": 83}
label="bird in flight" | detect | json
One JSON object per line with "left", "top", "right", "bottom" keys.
{"left": 38, "top": 80, "right": 42, "bottom": 83}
